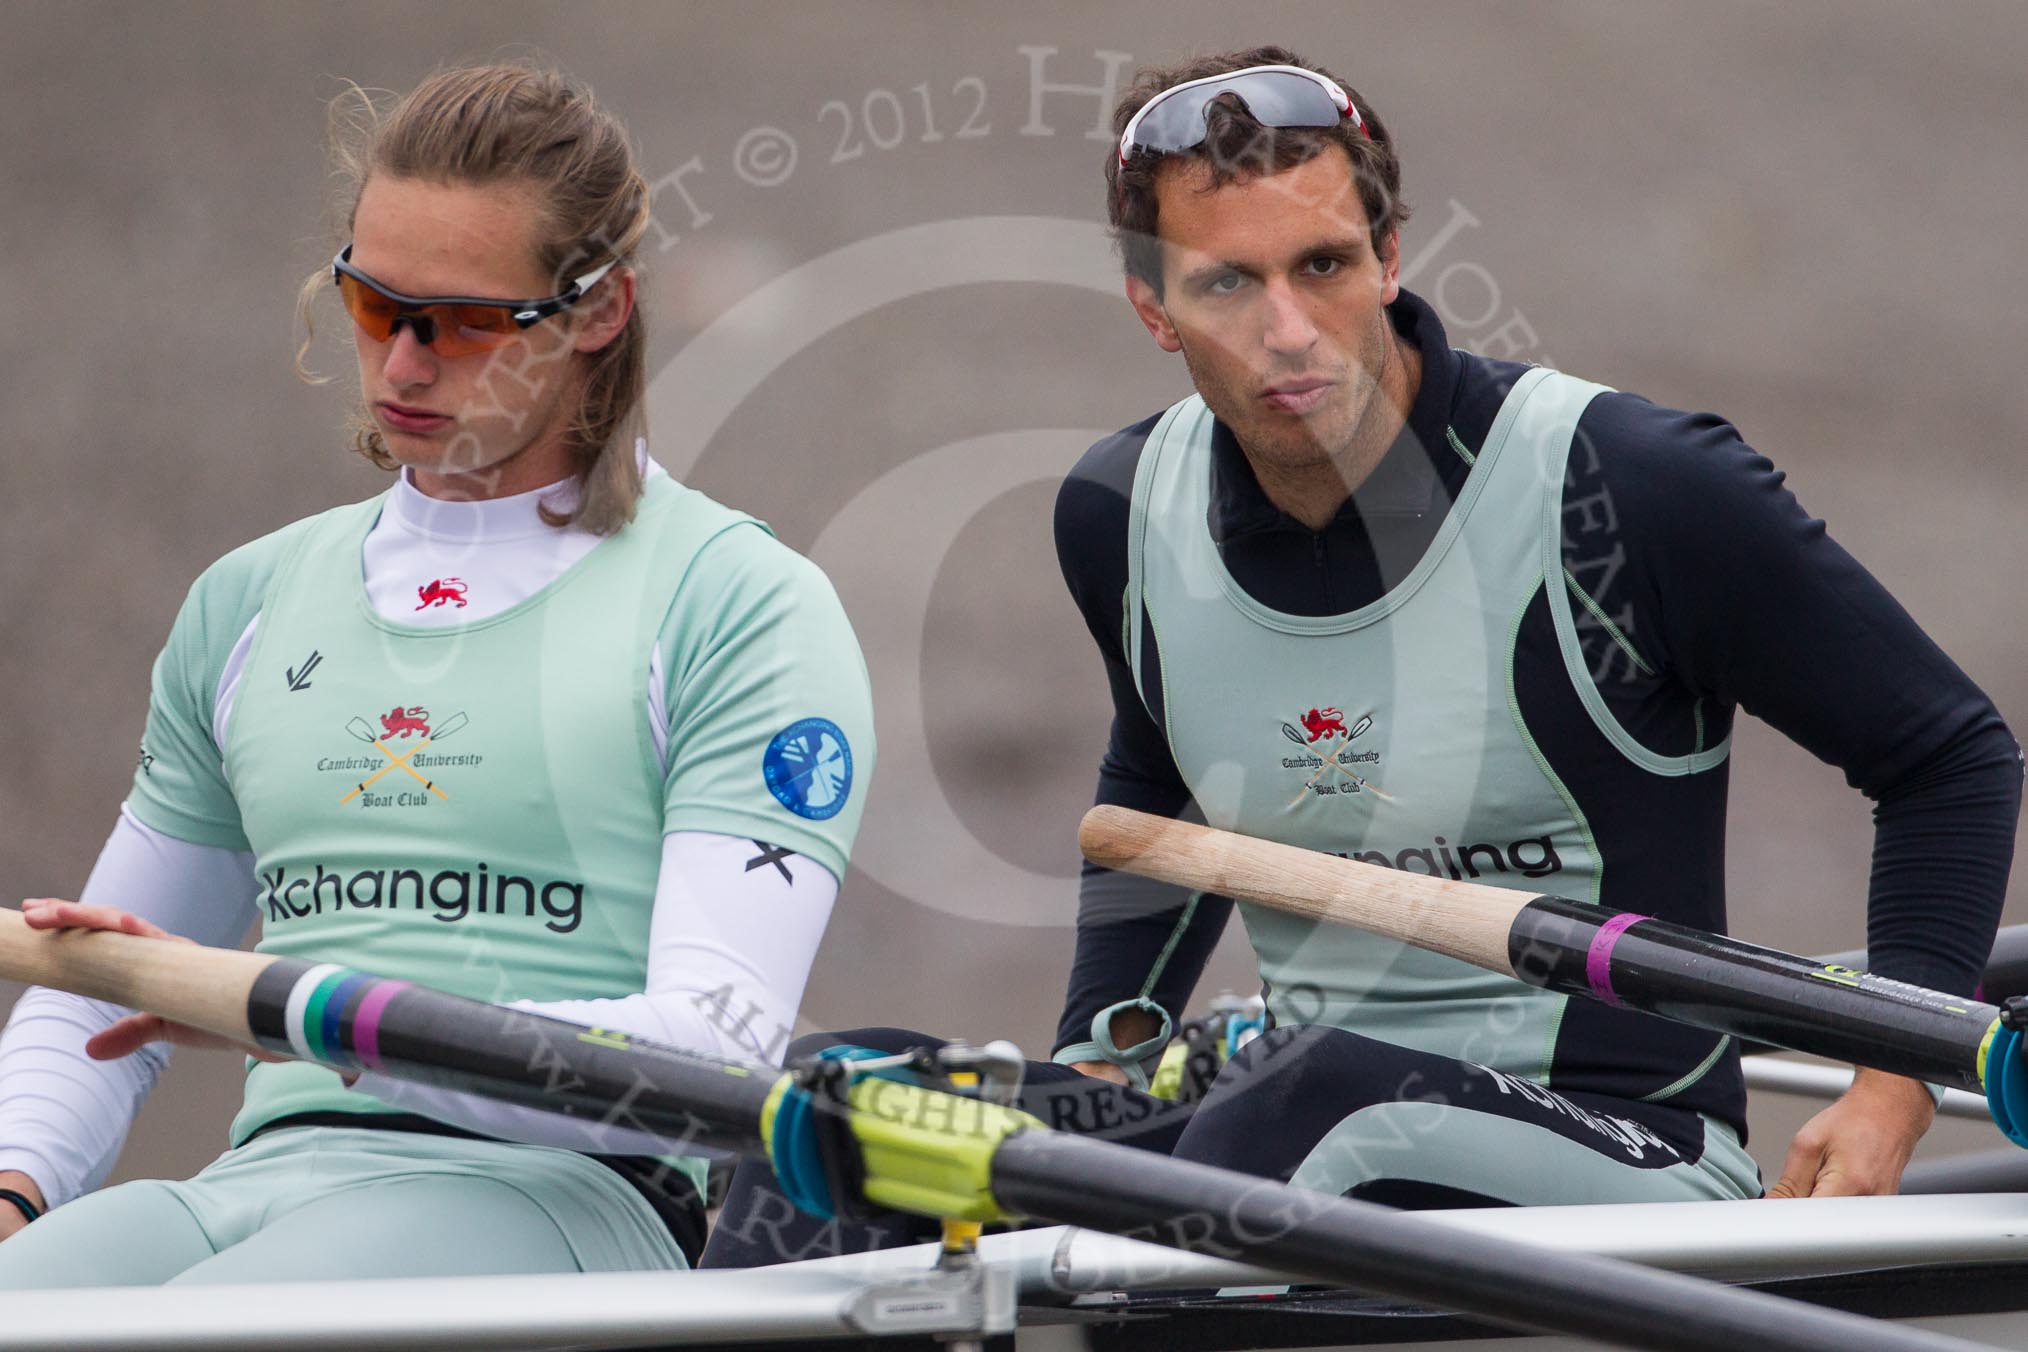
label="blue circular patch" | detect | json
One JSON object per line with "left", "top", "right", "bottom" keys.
{"left": 762, "top": 718, "right": 853, "bottom": 820}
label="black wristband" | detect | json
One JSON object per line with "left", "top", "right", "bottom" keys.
{"left": 0, "top": 1187, "right": 41, "bottom": 1224}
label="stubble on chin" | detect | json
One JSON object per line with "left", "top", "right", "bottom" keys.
{"left": 1187, "top": 366, "right": 1361, "bottom": 478}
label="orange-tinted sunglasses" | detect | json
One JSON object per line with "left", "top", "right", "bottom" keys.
{"left": 331, "top": 245, "right": 618, "bottom": 358}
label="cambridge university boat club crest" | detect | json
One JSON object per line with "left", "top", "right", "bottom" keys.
{"left": 1279, "top": 706, "right": 1388, "bottom": 809}
{"left": 310, "top": 703, "right": 483, "bottom": 808}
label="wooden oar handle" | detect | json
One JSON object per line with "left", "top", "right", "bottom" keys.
{"left": 1078, "top": 805, "right": 1531, "bottom": 975}
{"left": 0, "top": 908, "right": 269, "bottom": 1043}
{"left": 1078, "top": 805, "right": 2002, "bottom": 1094}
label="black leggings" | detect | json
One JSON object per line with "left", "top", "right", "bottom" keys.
{"left": 1170, "top": 1023, "right": 1736, "bottom": 1208}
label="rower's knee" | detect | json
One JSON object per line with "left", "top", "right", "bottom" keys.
{"left": 1176, "top": 1027, "right": 1465, "bottom": 1181}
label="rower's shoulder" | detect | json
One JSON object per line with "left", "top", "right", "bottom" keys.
{"left": 1057, "top": 411, "right": 1164, "bottom": 549}
{"left": 677, "top": 511, "right": 841, "bottom": 622}
{"left": 175, "top": 507, "right": 348, "bottom": 639}
{"left": 1463, "top": 355, "right": 1775, "bottom": 519}
{"left": 1457, "top": 351, "right": 1757, "bottom": 488}
{"left": 1566, "top": 387, "right": 1789, "bottom": 542}
{"left": 1054, "top": 412, "right": 1165, "bottom": 629}
{"left": 1576, "top": 385, "right": 1752, "bottom": 464}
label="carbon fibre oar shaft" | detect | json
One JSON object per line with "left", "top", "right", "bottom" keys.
{"left": 0, "top": 910, "right": 2001, "bottom": 1352}
{"left": 1080, "top": 805, "right": 2002, "bottom": 1095}
{"left": 1514, "top": 895, "right": 1993, "bottom": 1090}
{"left": 243, "top": 960, "right": 778, "bottom": 1157}
{"left": 1737, "top": 925, "right": 2028, "bottom": 1056}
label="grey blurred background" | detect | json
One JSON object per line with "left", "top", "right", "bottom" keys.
{"left": 2, "top": 0, "right": 2023, "bottom": 1188}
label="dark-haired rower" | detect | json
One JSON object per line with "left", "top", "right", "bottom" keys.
{"left": 1050, "top": 47, "right": 2017, "bottom": 1207}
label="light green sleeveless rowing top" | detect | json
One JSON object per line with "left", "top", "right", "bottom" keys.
{"left": 1128, "top": 368, "right": 1691, "bottom": 1082}
{"left": 211, "top": 476, "right": 755, "bottom": 1148}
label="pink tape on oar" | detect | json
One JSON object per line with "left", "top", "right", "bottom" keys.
{"left": 350, "top": 980, "right": 411, "bottom": 1071}
{"left": 1585, "top": 913, "right": 1650, "bottom": 1008}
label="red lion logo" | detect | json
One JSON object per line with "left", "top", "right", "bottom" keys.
{"left": 380, "top": 706, "right": 431, "bottom": 739}
{"left": 415, "top": 578, "right": 468, "bottom": 610}
{"left": 1300, "top": 707, "right": 1348, "bottom": 742}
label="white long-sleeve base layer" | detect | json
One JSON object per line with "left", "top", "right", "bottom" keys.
{"left": 0, "top": 825, "right": 831, "bottom": 1203}
{"left": 0, "top": 462, "right": 838, "bottom": 1207}
{"left": 352, "top": 828, "right": 833, "bottom": 1157}
{"left": 0, "top": 813, "right": 251, "bottom": 1208}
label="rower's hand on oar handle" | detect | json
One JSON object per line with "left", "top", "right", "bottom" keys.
{"left": 1765, "top": 1066, "right": 1937, "bottom": 1199}
{"left": 16, "top": 900, "right": 286, "bottom": 1065}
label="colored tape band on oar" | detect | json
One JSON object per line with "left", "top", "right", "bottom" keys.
{"left": 266, "top": 963, "right": 411, "bottom": 1070}
{"left": 1584, "top": 911, "right": 1650, "bottom": 1008}
{"left": 280, "top": 964, "right": 346, "bottom": 1062}
{"left": 314, "top": 970, "right": 376, "bottom": 1063}
{"left": 349, "top": 977, "right": 412, "bottom": 1071}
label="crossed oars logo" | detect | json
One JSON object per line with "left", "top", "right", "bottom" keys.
{"left": 340, "top": 711, "right": 468, "bottom": 804}
{"left": 1281, "top": 712, "right": 1391, "bottom": 808}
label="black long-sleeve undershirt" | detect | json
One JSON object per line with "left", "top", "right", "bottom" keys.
{"left": 1053, "top": 290, "right": 2020, "bottom": 1068}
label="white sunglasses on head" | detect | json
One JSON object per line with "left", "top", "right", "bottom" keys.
{"left": 1119, "top": 64, "right": 1366, "bottom": 166}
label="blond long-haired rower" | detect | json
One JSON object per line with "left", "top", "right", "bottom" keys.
{"left": 0, "top": 64, "right": 873, "bottom": 1285}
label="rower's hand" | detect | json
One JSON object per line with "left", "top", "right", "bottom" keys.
{"left": 1067, "top": 1005, "right": 1161, "bottom": 1085}
{"left": 1766, "top": 1066, "right": 1936, "bottom": 1198}
{"left": 1070, "top": 1060, "right": 1130, "bottom": 1085}
{"left": 17, "top": 899, "right": 283, "bottom": 1064}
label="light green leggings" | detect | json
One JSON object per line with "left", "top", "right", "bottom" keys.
{"left": 0, "top": 1126, "right": 687, "bottom": 1288}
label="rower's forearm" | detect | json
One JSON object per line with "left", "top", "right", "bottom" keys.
{"left": 1863, "top": 720, "right": 2021, "bottom": 994}
{"left": 1054, "top": 872, "right": 1230, "bottom": 1061}
{"left": 1846, "top": 1065, "right": 1942, "bottom": 1133}
{"left": 1849, "top": 1065, "right": 1940, "bottom": 1101}
{"left": 0, "top": 988, "right": 160, "bottom": 1210}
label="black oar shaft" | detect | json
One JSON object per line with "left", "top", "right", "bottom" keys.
{"left": 240, "top": 955, "right": 1998, "bottom": 1352}
{"left": 0, "top": 918, "right": 2007, "bottom": 1352}
{"left": 1078, "top": 805, "right": 2007, "bottom": 1096}
{"left": 1509, "top": 897, "right": 1997, "bottom": 1093}
{"left": 1802, "top": 925, "right": 2028, "bottom": 1008}
{"left": 990, "top": 1131, "right": 1983, "bottom": 1352}
{"left": 1744, "top": 927, "right": 2028, "bottom": 1056}
{"left": 245, "top": 960, "right": 777, "bottom": 1156}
